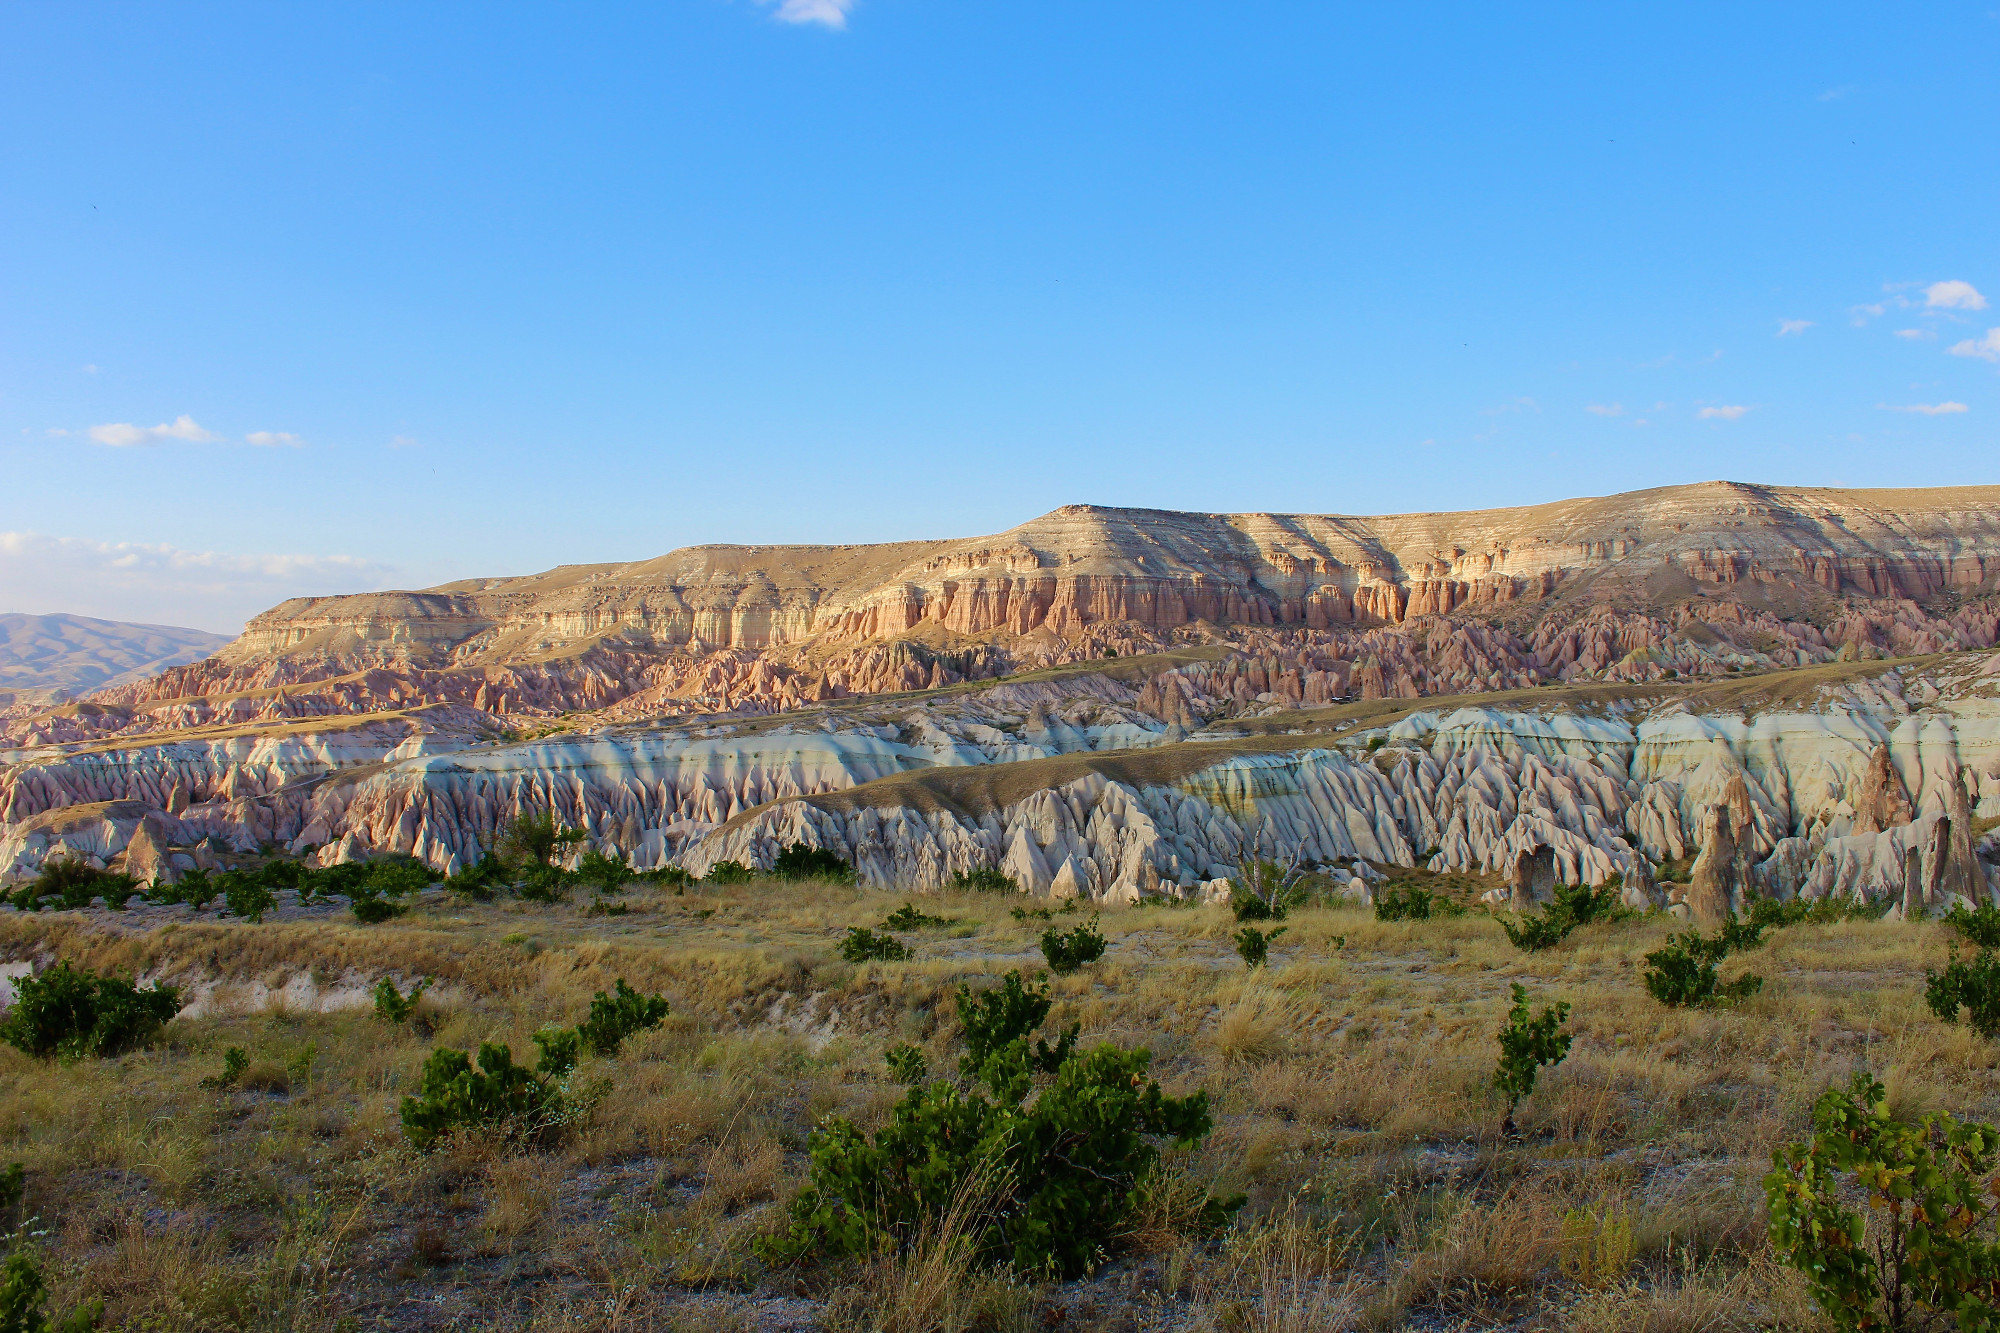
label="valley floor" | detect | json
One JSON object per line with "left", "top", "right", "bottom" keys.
{"left": 0, "top": 877, "right": 1984, "bottom": 1331}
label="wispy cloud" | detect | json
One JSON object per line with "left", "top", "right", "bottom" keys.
{"left": 1949, "top": 329, "right": 2000, "bottom": 362}
{"left": 1777, "top": 319, "right": 1813, "bottom": 337}
{"left": 1585, "top": 403, "right": 1624, "bottom": 416}
{"left": 1925, "top": 279, "right": 1987, "bottom": 311}
{"left": 1698, "top": 405, "right": 1751, "bottom": 421}
{"left": 759, "top": 0, "right": 852, "bottom": 28}
{"left": 1879, "top": 401, "right": 1970, "bottom": 415}
{"left": 1894, "top": 328, "right": 1935, "bottom": 340}
{"left": 0, "top": 532, "right": 395, "bottom": 634}
{"left": 86, "top": 415, "right": 219, "bottom": 447}
{"left": 245, "top": 431, "right": 303, "bottom": 447}
{"left": 389, "top": 435, "right": 420, "bottom": 450}
{"left": 1817, "top": 85, "right": 1856, "bottom": 101}
{"left": 1480, "top": 397, "right": 1540, "bottom": 416}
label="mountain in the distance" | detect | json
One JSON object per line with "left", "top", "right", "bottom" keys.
{"left": 0, "top": 613, "right": 231, "bottom": 707}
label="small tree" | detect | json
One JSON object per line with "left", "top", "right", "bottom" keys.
{"left": 1945, "top": 903, "right": 2000, "bottom": 951}
{"left": 0, "top": 962, "right": 179, "bottom": 1060}
{"left": 574, "top": 979, "right": 669, "bottom": 1056}
{"left": 1493, "top": 982, "right": 1572, "bottom": 1137}
{"left": 373, "top": 977, "right": 429, "bottom": 1025}
{"left": 500, "top": 813, "right": 585, "bottom": 869}
{"left": 1767, "top": 1071, "right": 2000, "bottom": 1331}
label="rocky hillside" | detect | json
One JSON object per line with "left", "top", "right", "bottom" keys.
{"left": 0, "top": 614, "right": 230, "bottom": 708}
{"left": 9, "top": 481, "right": 1999, "bottom": 749}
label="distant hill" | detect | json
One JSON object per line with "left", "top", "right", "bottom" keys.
{"left": 0, "top": 613, "right": 231, "bottom": 706}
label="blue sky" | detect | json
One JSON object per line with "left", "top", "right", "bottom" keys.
{"left": 3, "top": 2, "right": 1996, "bottom": 632}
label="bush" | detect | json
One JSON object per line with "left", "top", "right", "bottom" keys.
{"left": 1767, "top": 1071, "right": 2000, "bottom": 1331}
{"left": 373, "top": 977, "right": 429, "bottom": 1024}
{"left": 574, "top": 849, "right": 631, "bottom": 896}
{"left": 1374, "top": 884, "right": 1464, "bottom": 921}
{"left": 500, "top": 812, "right": 586, "bottom": 868}
{"left": 1945, "top": 902, "right": 2000, "bottom": 951}
{"left": 704, "top": 860, "right": 753, "bottom": 885}
{"left": 951, "top": 868, "right": 1017, "bottom": 893}
{"left": 350, "top": 894, "right": 406, "bottom": 924}
{"left": 1642, "top": 927, "right": 1763, "bottom": 1007}
{"left": 574, "top": 979, "right": 669, "bottom": 1056}
{"left": 220, "top": 873, "right": 275, "bottom": 923}
{"left": 1500, "top": 913, "right": 1570, "bottom": 952}
{"left": 0, "top": 962, "right": 180, "bottom": 1060}
{"left": 200, "top": 1047, "right": 249, "bottom": 1090}
{"left": 0, "top": 1249, "right": 101, "bottom": 1333}
{"left": 759, "top": 967, "right": 1237, "bottom": 1278}
{"left": 1926, "top": 948, "right": 2000, "bottom": 1039}
{"left": 1500, "top": 879, "right": 1630, "bottom": 952}
{"left": 399, "top": 1040, "right": 570, "bottom": 1150}
{"left": 11, "top": 860, "right": 137, "bottom": 913}
{"left": 636, "top": 865, "right": 695, "bottom": 889}
{"left": 1494, "top": 982, "right": 1571, "bottom": 1136}
{"left": 1229, "top": 858, "right": 1305, "bottom": 922}
{"left": 772, "top": 843, "right": 854, "bottom": 882}
{"left": 1233, "top": 925, "right": 1286, "bottom": 969}
{"left": 882, "top": 903, "right": 949, "bottom": 930}
{"left": 151, "top": 867, "right": 218, "bottom": 910}
{"left": 884, "top": 1043, "right": 927, "bottom": 1085}
{"left": 1040, "top": 920, "right": 1106, "bottom": 975}
{"left": 840, "top": 927, "right": 909, "bottom": 963}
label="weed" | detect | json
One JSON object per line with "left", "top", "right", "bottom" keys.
{"left": 1768, "top": 1070, "right": 2000, "bottom": 1331}
{"left": 1233, "top": 925, "right": 1287, "bottom": 969}
{"left": 840, "top": 928, "right": 909, "bottom": 963}
{"left": 373, "top": 977, "right": 429, "bottom": 1025}
{"left": 1493, "top": 982, "right": 1571, "bottom": 1136}
{"left": 0, "top": 962, "right": 179, "bottom": 1059}
{"left": 885, "top": 1043, "right": 928, "bottom": 1085}
{"left": 199, "top": 1047, "right": 249, "bottom": 1090}
{"left": 1040, "top": 920, "right": 1106, "bottom": 975}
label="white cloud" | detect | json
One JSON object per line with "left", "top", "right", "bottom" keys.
{"left": 760, "top": 0, "right": 852, "bottom": 27}
{"left": 1585, "top": 403, "right": 1624, "bottom": 416}
{"left": 1880, "top": 401, "right": 1970, "bottom": 415}
{"left": 87, "top": 414, "right": 220, "bottom": 447}
{"left": 1926, "top": 280, "right": 1987, "bottom": 311}
{"left": 1817, "top": 85, "right": 1856, "bottom": 101}
{"left": 1479, "top": 397, "right": 1540, "bottom": 416}
{"left": 1698, "top": 405, "right": 1751, "bottom": 421}
{"left": 245, "top": 431, "right": 304, "bottom": 447}
{"left": 1950, "top": 329, "right": 2000, "bottom": 362}
{"left": 0, "top": 532, "right": 395, "bottom": 635}
{"left": 1777, "top": 319, "right": 1813, "bottom": 336}
{"left": 1894, "top": 328, "right": 1935, "bottom": 340}
{"left": 389, "top": 434, "right": 419, "bottom": 449}
{"left": 81, "top": 364, "right": 99, "bottom": 374}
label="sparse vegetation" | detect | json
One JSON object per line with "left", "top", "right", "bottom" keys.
{"left": 1493, "top": 982, "right": 1571, "bottom": 1136}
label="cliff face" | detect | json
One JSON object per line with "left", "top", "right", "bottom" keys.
{"left": 217, "top": 481, "right": 2000, "bottom": 662}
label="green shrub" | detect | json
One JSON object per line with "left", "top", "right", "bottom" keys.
{"left": 583, "top": 898, "right": 628, "bottom": 917}
{"left": 1746, "top": 895, "right": 1815, "bottom": 930}
{"left": 147, "top": 867, "right": 217, "bottom": 910}
{"left": 0, "top": 962, "right": 180, "bottom": 1060}
{"left": 704, "top": 860, "right": 753, "bottom": 885}
{"left": 220, "top": 873, "right": 275, "bottom": 923}
{"left": 950, "top": 867, "right": 1016, "bottom": 893}
{"left": 349, "top": 891, "right": 406, "bottom": 923}
{"left": 500, "top": 813, "right": 585, "bottom": 869}
{"left": 574, "top": 979, "right": 669, "bottom": 1056}
{"left": 1767, "top": 1071, "right": 2000, "bottom": 1331}
{"left": 574, "top": 849, "right": 630, "bottom": 896}
{"left": 0, "top": 1248, "right": 101, "bottom": 1333}
{"left": 18, "top": 859, "right": 138, "bottom": 913}
{"left": 839, "top": 927, "right": 909, "bottom": 963}
{"left": 1229, "top": 858, "right": 1305, "bottom": 922}
{"left": 1641, "top": 927, "right": 1764, "bottom": 1007}
{"left": 1374, "top": 884, "right": 1464, "bottom": 921}
{"left": 759, "top": 968, "right": 1236, "bottom": 1278}
{"left": 516, "top": 863, "right": 572, "bottom": 903}
{"left": 1945, "top": 902, "right": 2000, "bottom": 951}
{"left": 372, "top": 977, "right": 429, "bottom": 1025}
{"left": 1500, "top": 912, "right": 1570, "bottom": 952}
{"left": 1040, "top": 920, "right": 1107, "bottom": 975}
{"left": 1499, "top": 879, "right": 1630, "bottom": 952}
{"left": 772, "top": 843, "right": 854, "bottom": 882}
{"left": 884, "top": 1043, "right": 927, "bottom": 1085}
{"left": 635, "top": 865, "right": 695, "bottom": 888}
{"left": 1493, "top": 982, "right": 1571, "bottom": 1136}
{"left": 399, "top": 1040, "right": 570, "bottom": 1150}
{"left": 200, "top": 1047, "right": 249, "bottom": 1090}
{"left": 1926, "top": 948, "right": 2000, "bottom": 1039}
{"left": 882, "top": 902, "right": 949, "bottom": 930}
{"left": 1233, "top": 925, "right": 1286, "bottom": 969}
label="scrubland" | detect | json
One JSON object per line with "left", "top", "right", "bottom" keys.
{"left": 0, "top": 876, "right": 1985, "bottom": 1332}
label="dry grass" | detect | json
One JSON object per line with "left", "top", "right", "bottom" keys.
{"left": 0, "top": 877, "right": 1978, "bottom": 1329}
